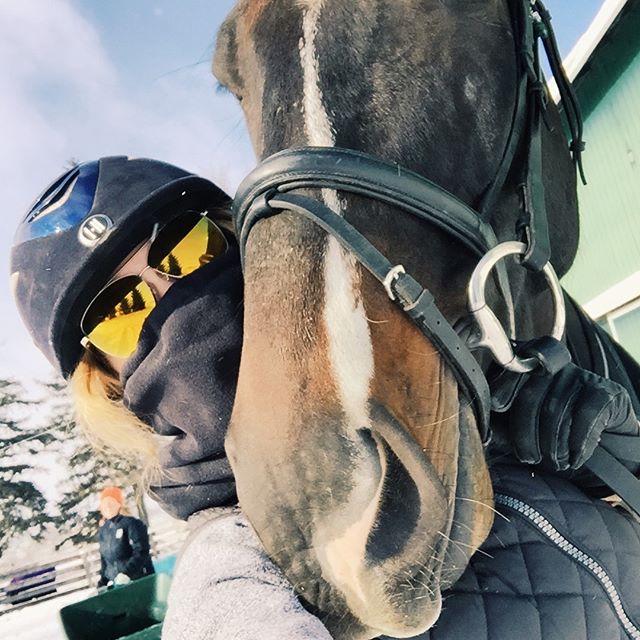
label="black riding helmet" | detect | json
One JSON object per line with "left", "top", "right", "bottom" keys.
{"left": 10, "top": 156, "right": 232, "bottom": 378}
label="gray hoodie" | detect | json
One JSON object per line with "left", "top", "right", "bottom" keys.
{"left": 162, "top": 508, "right": 332, "bottom": 640}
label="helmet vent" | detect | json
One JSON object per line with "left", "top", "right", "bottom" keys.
{"left": 27, "top": 167, "right": 80, "bottom": 222}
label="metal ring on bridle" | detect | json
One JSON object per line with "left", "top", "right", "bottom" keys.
{"left": 383, "top": 265, "right": 406, "bottom": 301}
{"left": 467, "top": 240, "right": 565, "bottom": 373}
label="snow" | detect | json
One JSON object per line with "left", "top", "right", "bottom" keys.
{"left": 0, "top": 589, "right": 92, "bottom": 640}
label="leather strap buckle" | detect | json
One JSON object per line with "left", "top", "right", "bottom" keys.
{"left": 383, "top": 265, "right": 406, "bottom": 301}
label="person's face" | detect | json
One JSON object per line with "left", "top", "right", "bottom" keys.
{"left": 80, "top": 213, "right": 229, "bottom": 375}
{"left": 99, "top": 496, "right": 121, "bottom": 520}
{"left": 100, "top": 239, "right": 174, "bottom": 375}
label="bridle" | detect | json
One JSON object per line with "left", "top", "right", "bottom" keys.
{"left": 234, "top": 0, "right": 578, "bottom": 439}
{"left": 234, "top": 147, "right": 559, "bottom": 444}
{"left": 231, "top": 1, "right": 640, "bottom": 513}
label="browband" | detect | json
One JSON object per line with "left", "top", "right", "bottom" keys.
{"left": 233, "top": 146, "right": 499, "bottom": 263}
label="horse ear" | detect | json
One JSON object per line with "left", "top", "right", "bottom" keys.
{"left": 541, "top": 101, "right": 580, "bottom": 278}
{"left": 213, "top": 8, "right": 244, "bottom": 97}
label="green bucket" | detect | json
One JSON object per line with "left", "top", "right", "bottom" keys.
{"left": 60, "top": 574, "right": 171, "bottom": 640}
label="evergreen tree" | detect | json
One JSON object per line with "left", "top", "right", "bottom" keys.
{"left": 118, "top": 296, "right": 132, "bottom": 315}
{"left": 1, "top": 378, "right": 145, "bottom": 556}
{"left": 130, "top": 286, "right": 146, "bottom": 312}
{"left": 43, "top": 381, "right": 141, "bottom": 547}
{"left": 0, "top": 379, "right": 53, "bottom": 556}
{"left": 167, "top": 253, "right": 182, "bottom": 276}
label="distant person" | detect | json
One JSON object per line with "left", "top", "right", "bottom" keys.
{"left": 97, "top": 486, "right": 154, "bottom": 588}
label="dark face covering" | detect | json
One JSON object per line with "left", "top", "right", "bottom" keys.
{"left": 121, "top": 245, "right": 243, "bottom": 519}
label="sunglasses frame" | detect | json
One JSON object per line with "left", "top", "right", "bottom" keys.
{"left": 80, "top": 211, "right": 228, "bottom": 355}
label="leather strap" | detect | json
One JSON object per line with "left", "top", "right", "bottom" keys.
{"left": 483, "top": 0, "right": 586, "bottom": 270}
{"left": 234, "top": 147, "right": 499, "bottom": 261}
{"left": 585, "top": 440, "right": 640, "bottom": 517}
{"left": 477, "top": 0, "right": 531, "bottom": 220}
{"left": 242, "top": 190, "right": 491, "bottom": 441}
{"left": 391, "top": 271, "right": 492, "bottom": 441}
{"left": 535, "top": 0, "right": 587, "bottom": 184}
{"left": 233, "top": 146, "right": 516, "bottom": 319}
{"left": 519, "top": 90, "right": 552, "bottom": 271}
{"left": 598, "top": 433, "right": 640, "bottom": 462}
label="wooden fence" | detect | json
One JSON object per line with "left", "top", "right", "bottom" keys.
{"left": 0, "top": 522, "right": 188, "bottom": 616}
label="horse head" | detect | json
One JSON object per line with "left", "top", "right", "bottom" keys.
{"left": 214, "top": 1, "right": 579, "bottom": 637}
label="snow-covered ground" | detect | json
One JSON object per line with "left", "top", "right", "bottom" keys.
{"left": 0, "top": 589, "right": 92, "bottom": 640}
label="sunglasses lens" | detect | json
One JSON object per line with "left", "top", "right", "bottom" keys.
{"left": 81, "top": 276, "right": 155, "bottom": 358}
{"left": 148, "top": 212, "right": 228, "bottom": 278}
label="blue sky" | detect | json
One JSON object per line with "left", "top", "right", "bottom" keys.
{"left": 1, "top": 0, "right": 606, "bottom": 386}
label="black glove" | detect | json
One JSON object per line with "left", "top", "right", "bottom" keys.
{"left": 497, "top": 363, "right": 639, "bottom": 472}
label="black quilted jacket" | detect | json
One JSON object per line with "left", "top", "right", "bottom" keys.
{"left": 382, "top": 463, "right": 640, "bottom": 640}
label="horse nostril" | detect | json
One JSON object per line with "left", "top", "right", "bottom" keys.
{"left": 365, "top": 439, "right": 420, "bottom": 564}
{"left": 357, "top": 426, "right": 377, "bottom": 455}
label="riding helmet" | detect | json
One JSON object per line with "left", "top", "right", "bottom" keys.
{"left": 10, "top": 156, "right": 231, "bottom": 378}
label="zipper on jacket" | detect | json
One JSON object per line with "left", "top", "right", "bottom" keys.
{"left": 494, "top": 493, "right": 640, "bottom": 640}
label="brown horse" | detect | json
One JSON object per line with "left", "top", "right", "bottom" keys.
{"left": 214, "top": 1, "right": 578, "bottom": 637}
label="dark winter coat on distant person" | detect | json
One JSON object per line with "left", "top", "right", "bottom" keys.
{"left": 97, "top": 514, "right": 155, "bottom": 587}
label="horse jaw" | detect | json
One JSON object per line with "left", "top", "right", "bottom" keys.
{"left": 228, "top": 375, "right": 492, "bottom": 638}
{"left": 311, "top": 394, "right": 458, "bottom": 621}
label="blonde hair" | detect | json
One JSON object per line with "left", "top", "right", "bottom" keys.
{"left": 70, "top": 349, "right": 158, "bottom": 472}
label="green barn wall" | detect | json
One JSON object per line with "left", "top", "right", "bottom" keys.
{"left": 561, "top": 5, "right": 640, "bottom": 307}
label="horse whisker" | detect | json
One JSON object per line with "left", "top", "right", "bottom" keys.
{"left": 365, "top": 317, "right": 391, "bottom": 324}
{"left": 454, "top": 496, "right": 509, "bottom": 521}
{"left": 415, "top": 411, "right": 463, "bottom": 430}
{"left": 437, "top": 530, "right": 494, "bottom": 559}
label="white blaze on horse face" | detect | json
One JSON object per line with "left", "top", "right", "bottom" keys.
{"left": 323, "top": 239, "right": 374, "bottom": 427}
{"left": 300, "top": 0, "right": 374, "bottom": 429}
{"left": 315, "top": 435, "right": 387, "bottom": 611}
{"left": 299, "top": 0, "right": 334, "bottom": 147}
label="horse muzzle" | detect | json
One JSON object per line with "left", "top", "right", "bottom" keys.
{"left": 228, "top": 403, "right": 454, "bottom": 638}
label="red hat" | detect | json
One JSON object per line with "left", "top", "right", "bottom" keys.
{"left": 99, "top": 486, "right": 124, "bottom": 505}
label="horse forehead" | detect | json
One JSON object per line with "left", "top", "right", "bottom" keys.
{"left": 240, "top": 0, "right": 325, "bottom": 27}
{"left": 238, "top": 0, "right": 508, "bottom": 25}
{"left": 240, "top": 0, "right": 275, "bottom": 29}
